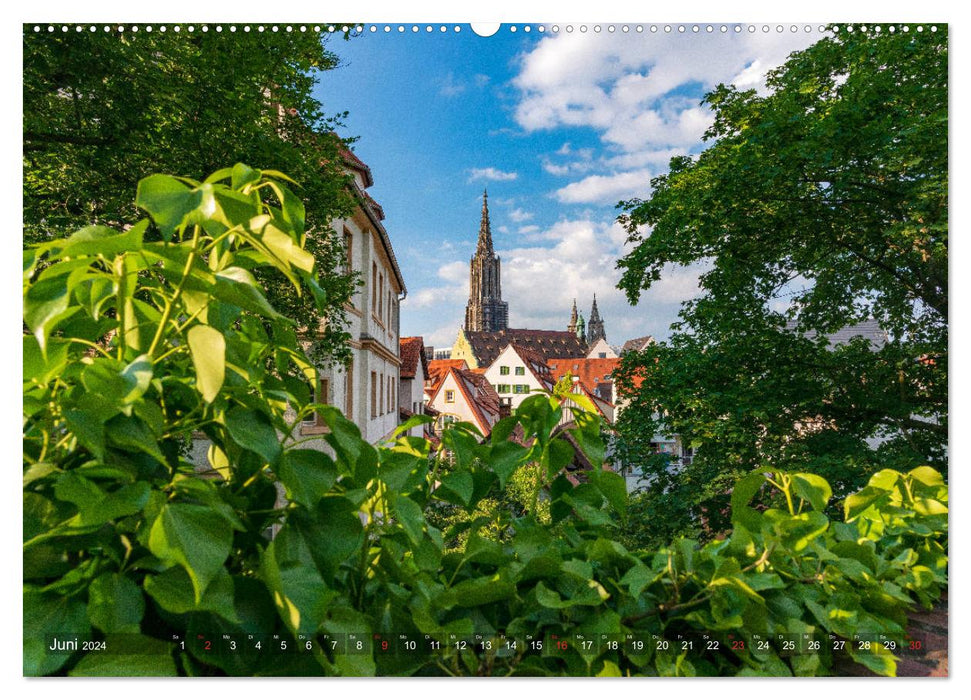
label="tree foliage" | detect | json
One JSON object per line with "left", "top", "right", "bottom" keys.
{"left": 613, "top": 26, "right": 947, "bottom": 538}
{"left": 24, "top": 168, "right": 947, "bottom": 677}
{"left": 22, "top": 26, "right": 357, "bottom": 365}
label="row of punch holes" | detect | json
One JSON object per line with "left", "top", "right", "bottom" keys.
{"left": 31, "top": 24, "right": 939, "bottom": 36}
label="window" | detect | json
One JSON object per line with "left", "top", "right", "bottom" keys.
{"left": 514, "top": 366, "right": 525, "bottom": 376}
{"left": 378, "top": 273, "right": 384, "bottom": 318}
{"left": 345, "top": 358, "right": 354, "bottom": 419}
{"left": 370, "top": 371, "right": 377, "bottom": 419}
{"left": 303, "top": 377, "right": 329, "bottom": 426}
{"left": 379, "top": 372, "right": 384, "bottom": 415}
{"left": 445, "top": 390, "right": 455, "bottom": 403}
{"left": 387, "top": 375, "right": 393, "bottom": 414}
{"left": 371, "top": 263, "right": 377, "bottom": 313}
{"left": 344, "top": 229, "right": 353, "bottom": 272}
{"left": 598, "top": 352, "right": 607, "bottom": 358}
{"left": 513, "top": 384, "right": 529, "bottom": 394}
{"left": 497, "top": 384, "right": 511, "bottom": 394}
{"left": 499, "top": 366, "right": 510, "bottom": 375}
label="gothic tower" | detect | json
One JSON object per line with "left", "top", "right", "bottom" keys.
{"left": 587, "top": 293, "right": 606, "bottom": 345}
{"left": 464, "top": 190, "right": 509, "bottom": 332}
{"left": 567, "top": 298, "right": 578, "bottom": 334}
{"left": 576, "top": 312, "right": 587, "bottom": 345}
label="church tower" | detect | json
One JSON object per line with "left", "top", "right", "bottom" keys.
{"left": 464, "top": 190, "right": 509, "bottom": 332}
{"left": 587, "top": 294, "right": 606, "bottom": 345}
{"left": 567, "top": 298, "right": 578, "bottom": 334}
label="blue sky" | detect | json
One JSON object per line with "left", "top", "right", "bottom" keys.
{"left": 313, "top": 24, "right": 818, "bottom": 349}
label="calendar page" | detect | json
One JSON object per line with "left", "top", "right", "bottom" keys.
{"left": 22, "top": 15, "right": 948, "bottom": 680}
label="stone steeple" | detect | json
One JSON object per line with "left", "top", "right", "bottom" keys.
{"left": 568, "top": 298, "right": 578, "bottom": 333}
{"left": 576, "top": 312, "right": 587, "bottom": 345}
{"left": 476, "top": 189, "right": 494, "bottom": 255}
{"left": 587, "top": 293, "right": 606, "bottom": 345}
{"left": 464, "top": 190, "right": 509, "bottom": 332}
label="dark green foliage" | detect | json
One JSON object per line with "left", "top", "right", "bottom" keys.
{"left": 23, "top": 27, "right": 358, "bottom": 366}
{"left": 613, "top": 26, "right": 947, "bottom": 540}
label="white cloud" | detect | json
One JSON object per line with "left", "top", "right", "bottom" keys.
{"left": 509, "top": 207, "right": 533, "bottom": 223}
{"left": 517, "top": 224, "right": 540, "bottom": 235}
{"left": 553, "top": 169, "right": 653, "bottom": 205}
{"left": 512, "top": 31, "right": 815, "bottom": 153}
{"left": 437, "top": 260, "right": 468, "bottom": 284}
{"left": 468, "top": 167, "right": 519, "bottom": 182}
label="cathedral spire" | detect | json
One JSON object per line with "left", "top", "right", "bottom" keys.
{"left": 476, "top": 189, "right": 493, "bottom": 255}
{"left": 568, "top": 298, "right": 578, "bottom": 333}
{"left": 590, "top": 293, "right": 601, "bottom": 320}
{"left": 587, "top": 293, "right": 606, "bottom": 345}
{"left": 465, "top": 189, "right": 508, "bottom": 332}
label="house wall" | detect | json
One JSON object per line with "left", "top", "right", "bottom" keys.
{"left": 586, "top": 338, "right": 617, "bottom": 359}
{"left": 399, "top": 356, "right": 427, "bottom": 438}
{"left": 428, "top": 371, "right": 481, "bottom": 433}
{"left": 450, "top": 330, "right": 480, "bottom": 369}
{"left": 315, "top": 208, "right": 402, "bottom": 445}
{"left": 483, "top": 345, "right": 547, "bottom": 410}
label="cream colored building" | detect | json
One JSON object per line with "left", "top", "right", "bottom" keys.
{"left": 299, "top": 149, "right": 406, "bottom": 446}
{"left": 483, "top": 343, "right": 555, "bottom": 411}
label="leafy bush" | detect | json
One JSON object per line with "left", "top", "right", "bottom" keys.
{"left": 23, "top": 168, "right": 947, "bottom": 677}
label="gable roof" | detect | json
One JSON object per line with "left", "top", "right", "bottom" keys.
{"left": 504, "top": 343, "right": 556, "bottom": 390}
{"left": 428, "top": 366, "right": 501, "bottom": 436}
{"left": 464, "top": 328, "right": 587, "bottom": 366}
{"left": 621, "top": 335, "right": 654, "bottom": 353}
{"left": 785, "top": 319, "right": 887, "bottom": 350}
{"left": 399, "top": 336, "right": 428, "bottom": 380}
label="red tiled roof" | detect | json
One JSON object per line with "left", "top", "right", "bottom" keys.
{"left": 363, "top": 190, "right": 385, "bottom": 221}
{"left": 338, "top": 145, "right": 374, "bottom": 188}
{"left": 399, "top": 336, "right": 427, "bottom": 380}
{"left": 547, "top": 357, "right": 621, "bottom": 396}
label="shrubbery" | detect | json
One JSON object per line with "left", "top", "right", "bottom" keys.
{"left": 23, "top": 169, "right": 947, "bottom": 676}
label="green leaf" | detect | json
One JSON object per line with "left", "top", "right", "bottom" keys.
{"left": 440, "top": 574, "right": 516, "bottom": 608}
{"left": 596, "top": 659, "right": 623, "bottom": 677}
{"left": 395, "top": 495, "right": 425, "bottom": 545}
{"left": 23, "top": 591, "right": 90, "bottom": 676}
{"left": 144, "top": 566, "right": 239, "bottom": 623}
{"left": 844, "top": 485, "right": 889, "bottom": 521}
{"left": 225, "top": 406, "right": 281, "bottom": 465}
{"left": 213, "top": 267, "right": 283, "bottom": 318}
{"left": 908, "top": 466, "right": 945, "bottom": 488}
{"left": 59, "top": 221, "right": 146, "bottom": 259}
{"left": 277, "top": 449, "right": 337, "bottom": 508}
{"left": 437, "top": 471, "right": 474, "bottom": 507}
{"left": 135, "top": 174, "right": 201, "bottom": 241}
{"left": 589, "top": 469, "right": 628, "bottom": 521}
{"left": 24, "top": 273, "right": 72, "bottom": 353}
{"left": 147, "top": 503, "right": 233, "bottom": 602}
{"left": 187, "top": 325, "right": 225, "bottom": 403}
{"left": 87, "top": 573, "right": 144, "bottom": 634}
{"left": 290, "top": 496, "right": 365, "bottom": 580}
{"left": 791, "top": 473, "right": 832, "bottom": 512}
{"left": 68, "top": 637, "right": 177, "bottom": 676}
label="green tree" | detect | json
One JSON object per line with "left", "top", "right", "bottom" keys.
{"left": 613, "top": 26, "right": 947, "bottom": 540}
{"left": 23, "top": 26, "right": 357, "bottom": 365}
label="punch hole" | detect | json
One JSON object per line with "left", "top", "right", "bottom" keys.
{"left": 471, "top": 23, "right": 500, "bottom": 37}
